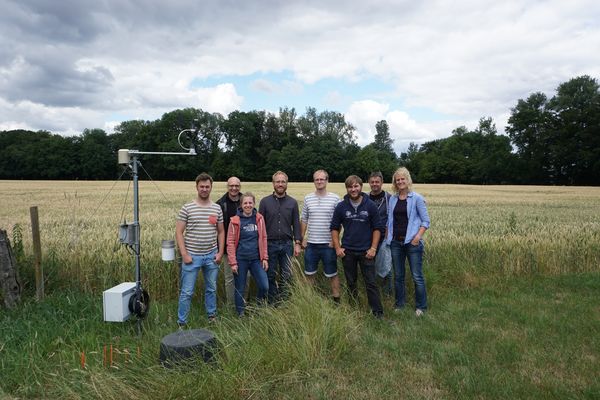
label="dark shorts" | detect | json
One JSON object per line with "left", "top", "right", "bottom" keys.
{"left": 304, "top": 243, "right": 338, "bottom": 277}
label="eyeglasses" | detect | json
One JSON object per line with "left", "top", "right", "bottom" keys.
{"left": 228, "top": 185, "right": 240, "bottom": 188}
{"left": 314, "top": 178, "right": 327, "bottom": 182}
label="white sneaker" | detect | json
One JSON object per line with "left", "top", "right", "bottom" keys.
{"left": 415, "top": 309, "right": 424, "bottom": 317}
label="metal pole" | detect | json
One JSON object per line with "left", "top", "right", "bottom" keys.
{"left": 132, "top": 155, "right": 141, "bottom": 289}
{"left": 131, "top": 155, "right": 143, "bottom": 336}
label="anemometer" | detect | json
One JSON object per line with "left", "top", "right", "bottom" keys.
{"left": 103, "top": 123, "right": 200, "bottom": 333}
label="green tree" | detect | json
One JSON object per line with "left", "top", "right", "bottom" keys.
{"left": 278, "top": 107, "right": 301, "bottom": 146}
{"left": 547, "top": 75, "right": 600, "bottom": 184}
{"left": 153, "top": 108, "right": 224, "bottom": 180}
{"left": 398, "top": 142, "right": 421, "bottom": 179}
{"left": 506, "top": 92, "right": 553, "bottom": 184}
{"left": 374, "top": 120, "right": 395, "bottom": 153}
{"left": 416, "top": 119, "right": 514, "bottom": 184}
{"left": 76, "top": 129, "right": 115, "bottom": 179}
{"left": 369, "top": 119, "right": 398, "bottom": 180}
{"left": 507, "top": 75, "right": 600, "bottom": 185}
{"left": 0, "top": 130, "right": 79, "bottom": 179}
{"left": 221, "top": 110, "right": 267, "bottom": 180}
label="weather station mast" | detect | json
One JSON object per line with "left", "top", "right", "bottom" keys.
{"left": 103, "top": 123, "right": 200, "bottom": 336}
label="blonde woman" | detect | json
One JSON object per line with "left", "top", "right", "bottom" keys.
{"left": 385, "top": 167, "right": 430, "bottom": 316}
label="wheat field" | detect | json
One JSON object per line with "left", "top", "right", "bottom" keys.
{"left": 1, "top": 180, "right": 599, "bottom": 299}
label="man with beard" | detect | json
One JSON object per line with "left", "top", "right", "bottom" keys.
{"left": 331, "top": 175, "right": 384, "bottom": 318}
{"left": 176, "top": 173, "right": 224, "bottom": 325}
{"left": 259, "top": 171, "right": 302, "bottom": 304}
{"left": 216, "top": 176, "right": 242, "bottom": 308}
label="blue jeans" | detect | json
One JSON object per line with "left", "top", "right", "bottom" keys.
{"left": 177, "top": 250, "right": 219, "bottom": 323}
{"left": 235, "top": 258, "right": 269, "bottom": 315}
{"left": 267, "top": 240, "right": 293, "bottom": 303}
{"left": 390, "top": 240, "right": 427, "bottom": 310}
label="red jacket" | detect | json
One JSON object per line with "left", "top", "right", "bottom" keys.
{"left": 226, "top": 212, "right": 268, "bottom": 265}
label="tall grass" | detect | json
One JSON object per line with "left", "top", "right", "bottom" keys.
{"left": 1, "top": 263, "right": 365, "bottom": 399}
{"left": 2, "top": 268, "right": 598, "bottom": 398}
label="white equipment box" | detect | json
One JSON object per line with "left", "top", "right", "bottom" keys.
{"left": 103, "top": 282, "right": 136, "bottom": 322}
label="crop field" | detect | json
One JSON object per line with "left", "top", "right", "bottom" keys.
{"left": 1, "top": 180, "right": 599, "bottom": 298}
{"left": 1, "top": 180, "right": 599, "bottom": 399}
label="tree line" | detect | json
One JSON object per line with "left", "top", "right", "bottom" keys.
{"left": 1, "top": 75, "right": 598, "bottom": 185}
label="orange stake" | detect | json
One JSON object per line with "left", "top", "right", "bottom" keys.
{"left": 80, "top": 351, "right": 86, "bottom": 369}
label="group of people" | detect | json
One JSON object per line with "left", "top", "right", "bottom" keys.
{"left": 174, "top": 167, "right": 430, "bottom": 327}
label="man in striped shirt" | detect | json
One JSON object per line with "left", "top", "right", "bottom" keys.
{"left": 176, "top": 173, "right": 225, "bottom": 326}
{"left": 301, "top": 169, "right": 341, "bottom": 303}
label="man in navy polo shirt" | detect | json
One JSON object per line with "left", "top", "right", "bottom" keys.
{"left": 331, "top": 175, "right": 385, "bottom": 318}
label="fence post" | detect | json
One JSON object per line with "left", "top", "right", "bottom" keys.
{"left": 30, "top": 206, "right": 44, "bottom": 301}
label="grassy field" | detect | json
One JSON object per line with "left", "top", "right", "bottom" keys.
{"left": 1, "top": 180, "right": 600, "bottom": 399}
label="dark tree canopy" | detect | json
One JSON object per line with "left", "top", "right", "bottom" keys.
{"left": 507, "top": 75, "right": 600, "bottom": 185}
{"left": 1, "top": 76, "right": 598, "bottom": 185}
{"left": 403, "top": 119, "right": 515, "bottom": 184}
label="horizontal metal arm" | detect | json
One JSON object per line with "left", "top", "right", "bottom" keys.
{"left": 127, "top": 149, "right": 196, "bottom": 156}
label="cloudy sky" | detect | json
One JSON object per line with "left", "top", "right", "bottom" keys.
{"left": 1, "top": 0, "right": 599, "bottom": 153}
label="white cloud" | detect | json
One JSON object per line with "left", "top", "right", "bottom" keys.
{"left": 103, "top": 120, "right": 120, "bottom": 134}
{"left": 0, "top": 0, "right": 599, "bottom": 139}
{"left": 345, "top": 100, "right": 437, "bottom": 152}
{"left": 0, "top": 98, "right": 103, "bottom": 135}
{"left": 193, "top": 83, "right": 243, "bottom": 115}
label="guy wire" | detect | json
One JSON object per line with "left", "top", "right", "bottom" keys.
{"left": 118, "top": 179, "right": 132, "bottom": 225}
{"left": 92, "top": 167, "right": 130, "bottom": 217}
{"left": 68, "top": 166, "right": 131, "bottom": 269}
{"left": 138, "top": 161, "right": 180, "bottom": 218}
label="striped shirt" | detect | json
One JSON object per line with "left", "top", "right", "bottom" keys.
{"left": 301, "top": 192, "right": 340, "bottom": 244}
{"left": 177, "top": 201, "right": 223, "bottom": 255}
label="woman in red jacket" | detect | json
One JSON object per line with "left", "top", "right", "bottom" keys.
{"left": 226, "top": 192, "right": 269, "bottom": 316}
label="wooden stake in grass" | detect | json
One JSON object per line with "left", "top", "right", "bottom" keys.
{"left": 80, "top": 351, "right": 86, "bottom": 369}
{"left": 30, "top": 206, "right": 44, "bottom": 301}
